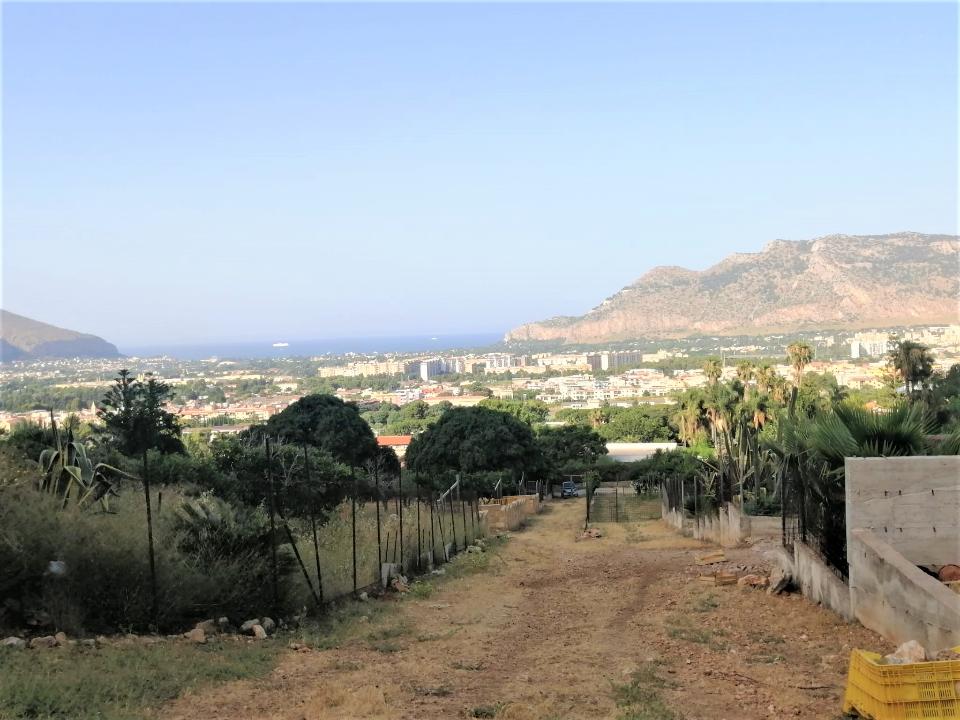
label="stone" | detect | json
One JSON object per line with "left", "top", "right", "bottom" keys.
{"left": 216, "top": 617, "right": 232, "bottom": 632}
{"left": 767, "top": 567, "right": 790, "bottom": 595}
{"left": 251, "top": 624, "right": 268, "bottom": 640}
{"left": 737, "top": 574, "right": 769, "bottom": 588}
{"left": 885, "top": 640, "right": 927, "bottom": 664}
{"left": 240, "top": 619, "right": 261, "bottom": 635}
{"left": 195, "top": 619, "right": 217, "bottom": 635}
{"left": 260, "top": 617, "right": 276, "bottom": 634}
{"left": 185, "top": 628, "right": 206, "bottom": 644}
{"left": 1, "top": 636, "right": 26, "bottom": 649}
{"left": 80, "top": 639, "right": 98, "bottom": 648}
{"left": 938, "top": 565, "right": 960, "bottom": 582}
{"left": 29, "top": 635, "right": 59, "bottom": 649}
{"left": 54, "top": 632, "right": 67, "bottom": 645}
{"left": 358, "top": 592, "right": 369, "bottom": 602}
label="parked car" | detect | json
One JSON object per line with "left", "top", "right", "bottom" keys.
{"left": 560, "top": 480, "right": 579, "bottom": 498}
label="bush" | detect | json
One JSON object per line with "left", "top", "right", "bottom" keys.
{"left": 0, "top": 485, "right": 296, "bottom": 634}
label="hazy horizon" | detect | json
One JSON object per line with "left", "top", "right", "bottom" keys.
{"left": 4, "top": 2, "right": 957, "bottom": 347}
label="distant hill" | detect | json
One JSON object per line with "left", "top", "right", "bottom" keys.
{"left": 506, "top": 232, "right": 960, "bottom": 343}
{"left": 0, "top": 310, "right": 120, "bottom": 361}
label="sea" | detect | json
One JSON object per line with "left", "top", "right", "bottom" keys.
{"left": 120, "top": 333, "right": 505, "bottom": 361}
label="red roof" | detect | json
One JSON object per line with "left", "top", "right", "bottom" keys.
{"left": 377, "top": 435, "right": 413, "bottom": 447}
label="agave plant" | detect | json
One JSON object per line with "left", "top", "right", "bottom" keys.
{"left": 38, "top": 412, "right": 136, "bottom": 511}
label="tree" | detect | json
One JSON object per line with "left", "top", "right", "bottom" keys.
{"left": 887, "top": 340, "right": 935, "bottom": 398}
{"left": 98, "top": 370, "right": 183, "bottom": 629}
{"left": 405, "top": 406, "right": 543, "bottom": 483}
{"left": 786, "top": 342, "right": 813, "bottom": 390}
{"left": 261, "top": 394, "right": 378, "bottom": 467}
{"left": 735, "top": 361, "right": 754, "bottom": 398}
{"left": 753, "top": 364, "right": 777, "bottom": 395}
{"left": 702, "top": 359, "right": 723, "bottom": 385}
{"left": 536, "top": 425, "right": 607, "bottom": 479}
{"left": 477, "top": 398, "right": 550, "bottom": 426}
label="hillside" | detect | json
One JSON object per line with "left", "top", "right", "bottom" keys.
{"left": 0, "top": 310, "right": 120, "bottom": 361}
{"left": 505, "top": 232, "right": 960, "bottom": 343}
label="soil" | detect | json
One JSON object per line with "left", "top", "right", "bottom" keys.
{"left": 160, "top": 500, "right": 888, "bottom": 720}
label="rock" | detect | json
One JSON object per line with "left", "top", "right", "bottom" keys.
{"left": 240, "top": 619, "right": 261, "bottom": 635}
{"left": 885, "top": 640, "right": 927, "bottom": 664}
{"left": 29, "top": 635, "right": 59, "bottom": 649}
{"left": 216, "top": 616, "right": 232, "bottom": 632}
{"left": 251, "top": 624, "right": 268, "bottom": 640}
{"left": 358, "top": 592, "right": 369, "bottom": 602}
{"left": 737, "top": 573, "right": 769, "bottom": 588}
{"left": 938, "top": 565, "right": 960, "bottom": 582}
{"left": 54, "top": 632, "right": 67, "bottom": 645}
{"left": 767, "top": 567, "right": 790, "bottom": 595}
{"left": 467, "top": 545, "right": 483, "bottom": 554}
{"left": 194, "top": 619, "right": 217, "bottom": 635}
{"left": 80, "top": 639, "right": 98, "bottom": 648}
{"left": 185, "top": 628, "right": 206, "bottom": 644}
{"left": 260, "top": 617, "right": 276, "bottom": 634}
{"left": 1, "top": 636, "right": 26, "bottom": 649}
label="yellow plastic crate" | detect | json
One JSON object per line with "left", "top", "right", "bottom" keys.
{"left": 843, "top": 649, "right": 960, "bottom": 719}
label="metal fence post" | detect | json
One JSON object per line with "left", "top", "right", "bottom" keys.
{"left": 351, "top": 472, "right": 357, "bottom": 595}
{"left": 398, "top": 468, "right": 404, "bottom": 572}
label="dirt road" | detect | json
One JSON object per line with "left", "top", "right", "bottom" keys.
{"left": 162, "top": 500, "right": 886, "bottom": 720}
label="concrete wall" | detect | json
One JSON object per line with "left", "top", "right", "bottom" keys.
{"left": 747, "top": 515, "right": 782, "bottom": 538}
{"left": 793, "top": 541, "right": 854, "bottom": 620}
{"left": 659, "top": 488, "right": 749, "bottom": 547}
{"left": 692, "top": 502, "right": 751, "bottom": 547}
{"left": 480, "top": 494, "right": 540, "bottom": 531}
{"left": 845, "top": 456, "right": 960, "bottom": 566}
{"left": 848, "top": 528, "right": 960, "bottom": 652}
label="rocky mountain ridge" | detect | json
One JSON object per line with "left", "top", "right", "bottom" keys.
{"left": 0, "top": 310, "right": 120, "bottom": 361}
{"left": 506, "top": 232, "right": 960, "bottom": 343}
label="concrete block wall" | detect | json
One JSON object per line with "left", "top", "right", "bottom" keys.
{"left": 849, "top": 528, "right": 960, "bottom": 652}
{"left": 793, "top": 542, "right": 854, "bottom": 620}
{"left": 845, "top": 456, "right": 960, "bottom": 566}
{"left": 659, "top": 487, "right": 749, "bottom": 547}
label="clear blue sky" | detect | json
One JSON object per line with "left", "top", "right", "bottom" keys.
{"left": 3, "top": 2, "right": 957, "bottom": 346}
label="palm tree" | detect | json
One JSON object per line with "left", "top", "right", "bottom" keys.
{"left": 735, "top": 361, "right": 755, "bottom": 400}
{"left": 702, "top": 359, "right": 723, "bottom": 385}
{"left": 887, "top": 340, "right": 935, "bottom": 397}
{"left": 753, "top": 364, "right": 777, "bottom": 395}
{"left": 787, "top": 342, "right": 813, "bottom": 390}
{"left": 672, "top": 390, "right": 705, "bottom": 446}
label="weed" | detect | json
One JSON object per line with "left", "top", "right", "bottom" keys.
{"left": 471, "top": 704, "right": 503, "bottom": 718}
{"left": 665, "top": 617, "right": 727, "bottom": 651}
{"left": 414, "top": 683, "right": 453, "bottom": 697}
{"left": 452, "top": 659, "right": 484, "bottom": 671}
{"left": 408, "top": 580, "right": 435, "bottom": 599}
{"left": 370, "top": 639, "right": 403, "bottom": 653}
{"left": 692, "top": 594, "right": 719, "bottom": 612}
{"left": 0, "top": 640, "right": 279, "bottom": 720}
{"left": 611, "top": 664, "right": 679, "bottom": 720}
{"left": 331, "top": 659, "right": 363, "bottom": 671}
{"left": 416, "top": 628, "right": 458, "bottom": 642}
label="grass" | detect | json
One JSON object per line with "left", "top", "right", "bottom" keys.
{"left": 407, "top": 580, "right": 435, "bottom": 599}
{"left": 691, "top": 593, "right": 719, "bottom": 612}
{"left": 0, "top": 640, "right": 279, "bottom": 720}
{"left": 611, "top": 663, "right": 679, "bottom": 720}
{"left": 471, "top": 704, "right": 503, "bottom": 718}
{"left": 664, "top": 616, "right": 727, "bottom": 651}
{"left": 294, "top": 599, "right": 388, "bottom": 650}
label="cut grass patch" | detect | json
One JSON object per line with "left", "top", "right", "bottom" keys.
{"left": 0, "top": 640, "right": 279, "bottom": 720}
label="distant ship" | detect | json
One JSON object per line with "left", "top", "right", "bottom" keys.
{"left": 272, "top": 342, "right": 289, "bottom": 348}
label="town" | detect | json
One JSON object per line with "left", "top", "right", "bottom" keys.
{"left": 3, "top": 325, "right": 959, "bottom": 438}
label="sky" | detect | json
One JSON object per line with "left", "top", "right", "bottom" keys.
{"left": 2, "top": 2, "right": 957, "bottom": 347}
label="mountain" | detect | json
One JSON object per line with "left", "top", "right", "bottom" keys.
{"left": 0, "top": 310, "right": 120, "bottom": 361}
{"left": 506, "top": 232, "right": 960, "bottom": 343}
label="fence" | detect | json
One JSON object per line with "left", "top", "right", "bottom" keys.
{"left": 780, "top": 467, "right": 848, "bottom": 579}
{"left": 262, "top": 439, "right": 490, "bottom": 612}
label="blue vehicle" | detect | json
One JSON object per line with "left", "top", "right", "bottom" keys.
{"left": 560, "top": 480, "right": 579, "bottom": 498}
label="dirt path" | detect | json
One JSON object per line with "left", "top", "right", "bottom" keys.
{"left": 161, "top": 501, "right": 887, "bottom": 720}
